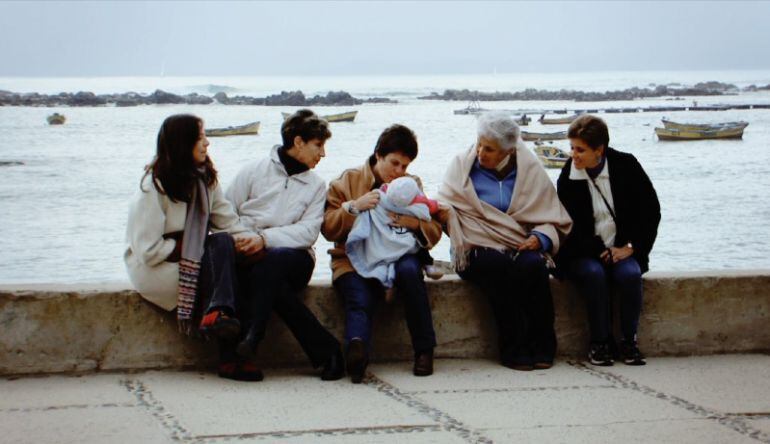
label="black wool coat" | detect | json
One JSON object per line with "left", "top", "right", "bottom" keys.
{"left": 556, "top": 147, "right": 661, "bottom": 273}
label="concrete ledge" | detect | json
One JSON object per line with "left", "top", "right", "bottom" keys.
{"left": 1, "top": 271, "right": 769, "bottom": 375}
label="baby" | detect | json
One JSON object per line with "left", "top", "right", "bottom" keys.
{"left": 345, "top": 176, "right": 442, "bottom": 302}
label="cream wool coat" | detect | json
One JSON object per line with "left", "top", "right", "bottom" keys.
{"left": 225, "top": 145, "right": 326, "bottom": 254}
{"left": 124, "top": 174, "right": 250, "bottom": 311}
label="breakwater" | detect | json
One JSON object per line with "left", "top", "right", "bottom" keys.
{"left": 1, "top": 271, "right": 768, "bottom": 375}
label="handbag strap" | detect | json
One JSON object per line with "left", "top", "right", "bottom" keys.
{"left": 588, "top": 176, "right": 617, "bottom": 223}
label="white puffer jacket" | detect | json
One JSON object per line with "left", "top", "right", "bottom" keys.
{"left": 124, "top": 174, "right": 250, "bottom": 311}
{"left": 225, "top": 146, "right": 326, "bottom": 255}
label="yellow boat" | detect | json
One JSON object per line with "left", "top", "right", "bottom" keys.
{"left": 538, "top": 114, "right": 579, "bottom": 125}
{"left": 654, "top": 125, "right": 745, "bottom": 141}
{"left": 47, "top": 113, "right": 66, "bottom": 125}
{"left": 521, "top": 130, "right": 568, "bottom": 141}
{"left": 205, "top": 121, "right": 260, "bottom": 137}
{"left": 533, "top": 145, "right": 570, "bottom": 168}
{"left": 282, "top": 110, "right": 358, "bottom": 122}
{"left": 661, "top": 119, "right": 749, "bottom": 131}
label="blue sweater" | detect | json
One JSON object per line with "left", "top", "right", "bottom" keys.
{"left": 469, "top": 160, "right": 552, "bottom": 252}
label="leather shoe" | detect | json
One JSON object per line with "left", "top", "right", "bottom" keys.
{"left": 413, "top": 350, "right": 434, "bottom": 376}
{"left": 321, "top": 348, "right": 345, "bottom": 381}
{"left": 199, "top": 310, "right": 241, "bottom": 341}
{"left": 346, "top": 338, "right": 368, "bottom": 384}
{"left": 217, "top": 361, "right": 264, "bottom": 382}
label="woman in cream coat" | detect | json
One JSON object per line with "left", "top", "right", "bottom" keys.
{"left": 125, "top": 114, "right": 262, "bottom": 381}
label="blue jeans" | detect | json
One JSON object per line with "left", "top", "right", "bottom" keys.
{"left": 239, "top": 248, "right": 340, "bottom": 367}
{"left": 334, "top": 253, "right": 437, "bottom": 355}
{"left": 457, "top": 248, "right": 556, "bottom": 364}
{"left": 567, "top": 256, "right": 643, "bottom": 343}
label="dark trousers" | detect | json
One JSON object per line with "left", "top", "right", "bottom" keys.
{"left": 239, "top": 247, "right": 339, "bottom": 368}
{"left": 334, "top": 253, "right": 437, "bottom": 355}
{"left": 195, "top": 232, "right": 243, "bottom": 364}
{"left": 566, "top": 256, "right": 643, "bottom": 343}
{"left": 458, "top": 248, "right": 556, "bottom": 363}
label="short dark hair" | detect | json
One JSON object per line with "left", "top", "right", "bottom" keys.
{"left": 143, "top": 114, "right": 217, "bottom": 202}
{"left": 281, "top": 109, "right": 331, "bottom": 149}
{"left": 374, "top": 124, "right": 418, "bottom": 160}
{"left": 568, "top": 114, "right": 610, "bottom": 150}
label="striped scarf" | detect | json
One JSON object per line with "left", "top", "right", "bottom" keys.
{"left": 177, "top": 174, "right": 210, "bottom": 334}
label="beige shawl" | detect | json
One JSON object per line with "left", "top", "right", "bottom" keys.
{"left": 437, "top": 144, "right": 572, "bottom": 270}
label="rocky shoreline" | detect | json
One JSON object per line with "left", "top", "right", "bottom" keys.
{"left": 1, "top": 81, "right": 769, "bottom": 107}
{"left": 419, "top": 81, "right": 770, "bottom": 102}
{"left": 0, "top": 89, "right": 395, "bottom": 107}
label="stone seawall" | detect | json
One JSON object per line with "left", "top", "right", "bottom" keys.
{"left": 1, "top": 271, "right": 769, "bottom": 376}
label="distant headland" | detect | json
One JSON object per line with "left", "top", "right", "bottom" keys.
{"left": 1, "top": 81, "right": 768, "bottom": 107}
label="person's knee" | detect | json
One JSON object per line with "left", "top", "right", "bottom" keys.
{"left": 515, "top": 251, "right": 547, "bottom": 276}
{"left": 613, "top": 259, "right": 642, "bottom": 287}
{"left": 395, "top": 255, "right": 422, "bottom": 281}
{"left": 572, "top": 258, "right": 605, "bottom": 283}
{"left": 207, "top": 232, "right": 234, "bottom": 251}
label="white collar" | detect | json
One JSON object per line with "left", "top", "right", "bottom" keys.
{"left": 569, "top": 158, "right": 609, "bottom": 181}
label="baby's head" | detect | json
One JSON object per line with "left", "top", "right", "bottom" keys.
{"left": 385, "top": 176, "right": 421, "bottom": 208}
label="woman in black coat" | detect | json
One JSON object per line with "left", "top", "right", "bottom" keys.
{"left": 556, "top": 115, "right": 660, "bottom": 367}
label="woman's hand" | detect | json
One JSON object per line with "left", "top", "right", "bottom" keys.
{"left": 435, "top": 203, "right": 451, "bottom": 225}
{"left": 388, "top": 212, "right": 421, "bottom": 231}
{"left": 352, "top": 191, "right": 380, "bottom": 212}
{"left": 517, "top": 234, "right": 542, "bottom": 251}
{"left": 600, "top": 245, "right": 634, "bottom": 264}
{"left": 235, "top": 234, "right": 264, "bottom": 256}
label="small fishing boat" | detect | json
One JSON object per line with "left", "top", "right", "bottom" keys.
{"left": 453, "top": 101, "right": 489, "bottom": 115}
{"left": 282, "top": 111, "right": 358, "bottom": 122}
{"left": 205, "top": 121, "right": 260, "bottom": 137}
{"left": 538, "top": 114, "right": 579, "bottom": 125}
{"left": 661, "top": 119, "right": 749, "bottom": 131}
{"left": 654, "top": 125, "right": 745, "bottom": 141}
{"left": 521, "top": 130, "right": 568, "bottom": 141}
{"left": 47, "top": 113, "right": 66, "bottom": 125}
{"left": 533, "top": 145, "right": 570, "bottom": 169}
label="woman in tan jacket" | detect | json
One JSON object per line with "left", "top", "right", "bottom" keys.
{"left": 323, "top": 124, "right": 442, "bottom": 383}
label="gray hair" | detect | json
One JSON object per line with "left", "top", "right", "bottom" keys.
{"left": 476, "top": 111, "right": 521, "bottom": 153}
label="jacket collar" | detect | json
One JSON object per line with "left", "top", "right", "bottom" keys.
{"left": 569, "top": 155, "right": 610, "bottom": 181}
{"left": 270, "top": 145, "right": 312, "bottom": 184}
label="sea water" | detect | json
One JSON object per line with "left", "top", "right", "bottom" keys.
{"left": 1, "top": 70, "right": 770, "bottom": 284}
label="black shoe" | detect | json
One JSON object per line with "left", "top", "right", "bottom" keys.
{"left": 588, "top": 342, "right": 614, "bottom": 366}
{"left": 346, "top": 338, "right": 368, "bottom": 384}
{"left": 321, "top": 348, "right": 345, "bottom": 381}
{"left": 620, "top": 340, "right": 646, "bottom": 366}
{"left": 236, "top": 327, "right": 259, "bottom": 361}
{"left": 413, "top": 350, "right": 434, "bottom": 376}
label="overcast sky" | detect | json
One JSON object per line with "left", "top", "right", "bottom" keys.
{"left": 1, "top": 1, "right": 769, "bottom": 76}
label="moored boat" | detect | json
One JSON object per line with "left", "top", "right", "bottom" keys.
{"left": 521, "top": 130, "right": 568, "bottom": 141}
{"left": 47, "top": 113, "right": 66, "bottom": 125}
{"left": 282, "top": 110, "right": 358, "bottom": 122}
{"left": 538, "top": 114, "right": 579, "bottom": 125}
{"left": 205, "top": 121, "right": 260, "bottom": 137}
{"left": 661, "top": 119, "right": 749, "bottom": 131}
{"left": 533, "top": 145, "right": 570, "bottom": 168}
{"left": 654, "top": 125, "right": 745, "bottom": 141}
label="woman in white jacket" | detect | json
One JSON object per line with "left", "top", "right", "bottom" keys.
{"left": 125, "top": 114, "right": 263, "bottom": 381}
{"left": 226, "top": 109, "right": 344, "bottom": 381}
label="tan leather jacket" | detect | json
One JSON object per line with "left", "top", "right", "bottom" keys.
{"left": 322, "top": 158, "right": 443, "bottom": 282}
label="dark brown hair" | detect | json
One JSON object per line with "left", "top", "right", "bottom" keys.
{"left": 142, "top": 114, "right": 217, "bottom": 202}
{"left": 568, "top": 114, "right": 610, "bottom": 150}
{"left": 374, "top": 124, "right": 418, "bottom": 160}
{"left": 281, "top": 109, "right": 331, "bottom": 149}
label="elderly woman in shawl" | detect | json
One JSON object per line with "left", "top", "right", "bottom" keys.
{"left": 438, "top": 112, "right": 572, "bottom": 371}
